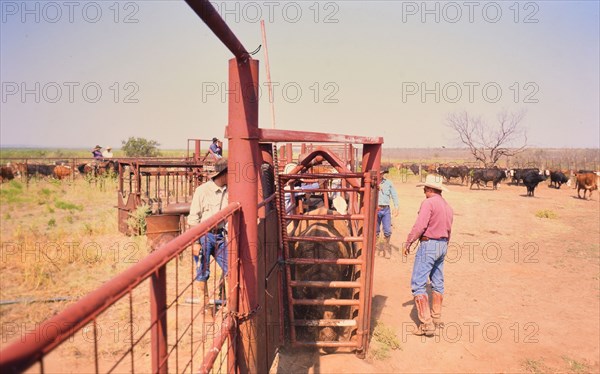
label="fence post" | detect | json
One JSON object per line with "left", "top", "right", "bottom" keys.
{"left": 227, "top": 57, "right": 266, "bottom": 373}
{"left": 150, "top": 265, "right": 168, "bottom": 374}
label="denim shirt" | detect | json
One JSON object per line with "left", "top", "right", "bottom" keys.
{"left": 378, "top": 178, "right": 399, "bottom": 208}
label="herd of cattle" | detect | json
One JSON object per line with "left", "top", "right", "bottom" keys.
{"left": 396, "top": 163, "right": 600, "bottom": 199}
{"left": 1, "top": 159, "right": 599, "bottom": 199}
{"left": 0, "top": 160, "right": 119, "bottom": 183}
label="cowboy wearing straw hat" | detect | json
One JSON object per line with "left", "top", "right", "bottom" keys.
{"left": 187, "top": 158, "right": 228, "bottom": 306}
{"left": 403, "top": 174, "right": 454, "bottom": 336}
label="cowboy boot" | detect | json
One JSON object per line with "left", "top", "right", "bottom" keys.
{"left": 384, "top": 236, "right": 392, "bottom": 259}
{"left": 377, "top": 235, "right": 384, "bottom": 257}
{"left": 431, "top": 291, "right": 444, "bottom": 328}
{"left": 413, "top": 294, "right": 435, "bottom": 336}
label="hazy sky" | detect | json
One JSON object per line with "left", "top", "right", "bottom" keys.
{"left": 1, "top": 0, "right": 599, "bottom": 149}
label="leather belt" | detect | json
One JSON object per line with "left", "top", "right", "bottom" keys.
{"left": 379, "top": 205, "right": 389, "bottom": 208}
{"left": 420, "top": 236, "right": 448, "bottom": 242}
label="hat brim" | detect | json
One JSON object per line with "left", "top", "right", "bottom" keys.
{"left": 209, "top": 166, "right": 228, "bottom": 179}
{"left": 416, "top": 182, "right": 449, "bottom": 192}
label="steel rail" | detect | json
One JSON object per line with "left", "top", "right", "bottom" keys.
{"left": 184, "top": 0, "right": 250, "bottom": 61}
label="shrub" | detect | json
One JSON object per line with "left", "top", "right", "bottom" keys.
{"left": 121, "top": 137, "right": 161, "bottom": 157}
{"left": 535, "top": 210, "right": 557, "bottom": 219}
{"left": 127, "top": 205, "right": 151, "bottom": 235}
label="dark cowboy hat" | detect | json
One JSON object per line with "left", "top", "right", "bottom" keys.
{"left": 93, "top": 145, "right": 102, "bottom": 150}
{"left": 209, "top": 158, "right": 228, "bottom": 179}
{"left": 212, "top": 137, "right": 219, "bottom": 142}
{"left": 380, "top": 166, "right": 390, "bottom": 174}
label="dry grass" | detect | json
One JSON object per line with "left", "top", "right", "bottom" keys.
{"left": 0, "top": 177, "right": 151, "bottom": 346}
{"left": 1, "top": 175, "right": 227, "bottom": 371}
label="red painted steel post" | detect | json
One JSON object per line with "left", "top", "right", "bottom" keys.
{"left": 286, "top": 143, "right": 293, "bottom": 164}
{"left": 150, "top": 265, "right": 168, "bottom": 373}
{"left": 227, "top": 57, "right": 266, "bottom": 373}
{"left": 359, "top": 144, "right": 381, "bottom": 356}
{"left": 194, "top": 139, "right": 201, "bottom": 161}
{"left": 227, "top": 211, "right": 240, "bottom": 373}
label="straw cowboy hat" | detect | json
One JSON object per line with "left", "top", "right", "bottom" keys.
{"left": 416, "top": 174, "right": 449, "bottom": 192}
{"left": 209, "top": 158, "right": 228, "bottom": 179}
{"left": 283, "top": 163, "right": 298, "bottom": 175}
{"left": 106, "top": 146, "right": 112, "bottom": 150}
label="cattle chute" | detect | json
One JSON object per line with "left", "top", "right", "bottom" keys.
{"left": 277, "top": 146, "right": 379, "bottom": 357}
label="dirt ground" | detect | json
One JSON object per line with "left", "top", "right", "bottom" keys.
{"left": 273, "top": 176, "right": 600, "bottom": 373}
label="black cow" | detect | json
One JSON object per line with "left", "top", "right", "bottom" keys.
{"left": 523, "top": 171, "right": 547, "bottom": 197}
{"left": 437, "top": 166, "right": 469, "bottom": 185}
{"left": 549, "top": 171, "right": 569, "bottom": 189}
{"left": 409, "top": 164, "right": 420, "bottom": 176}
{"left": 470, "top": 168, "right": 507, "bottom": 190}
{"left": 510, "top": 168, "right": 539, "bottom": 186}
{"left": 18, "top": 164, "right": 55, "bottom": 178}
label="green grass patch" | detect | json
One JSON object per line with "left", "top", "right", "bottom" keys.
{"left": 373, "top": 321, "right": 401, "bottom": 350}
{"left": 47, "top": 218, "right": 56, "bottom": 227}
{"left": 535, "top": 209, "right": 557, "bottom": 219}
{"left": 562, "top": 356, "right": 590, "bottom": 373}
{"left": 0, "top": 180, "right": 28, "bottom": 203}
{"left": 522, "top": 358, "right": 551, "bottom": 373}
{"left": 55, "top": 200, "right": 83, "bottom": 211}
{"left": 368, "top": 321, "right": 402, "bottom": 361}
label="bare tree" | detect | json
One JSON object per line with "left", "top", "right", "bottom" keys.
{"left": 446, "top": 110, "right": 528, "bottom": 167}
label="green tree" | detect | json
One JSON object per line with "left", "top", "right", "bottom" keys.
{"left": 121, "top": 137, "right": 162, "bottom": 157}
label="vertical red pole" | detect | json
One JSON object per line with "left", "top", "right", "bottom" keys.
{"left": 227, "top": 57, "right": 266, "bottom": 373}
{"left": 359, "top": 144, "right": 381, "bottom": 357}
{"left": 286, "top": 143, "right": 293, "bottom": 164}
{"left": 194, "top": 139, "right": 201, "bottom": 161}
{"left": 150, "top": 266, "right": 168, "bottom": 373}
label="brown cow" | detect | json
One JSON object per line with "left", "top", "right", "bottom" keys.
{"left": 575, "top": 172, "right": 599, "bottom": 199}
{"left": 1, "top": 164, "right": 16, "bottom": 183}
{"left": 53, "top": 165, "right": 72, "bottom": 180}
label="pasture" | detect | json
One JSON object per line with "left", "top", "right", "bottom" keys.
{"left": 0, "top": 164, "right": 598, "bottom": 373}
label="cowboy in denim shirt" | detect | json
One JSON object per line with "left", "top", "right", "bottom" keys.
{"left": 377, "top": 167, "right": 399, "bottom": 259}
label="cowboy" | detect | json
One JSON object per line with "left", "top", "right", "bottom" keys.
{"left": 91, "top": 145, "right": 103, "bottom": 159}
{"left": 102, "top": 146, "right": 114, "bottom": 159}
{"left": 377, "top": 166, "right": 399, "bottom": 259}
{"left": 403, "top": 174, "right": 454, "bottom": 336}
{"left": 187, "top": 158, "right": 228, "bottom": 306}
{"left": 208, "top": 137, "right": 223, "bottom": 159}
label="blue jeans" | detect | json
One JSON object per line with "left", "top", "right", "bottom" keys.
{"left": 376, "top": 206, "right": 392, "bottom": 237}
{"left": 193, "top": 233, "right": 228, "bottom": 282}
{"left": 410, "top": 239, "right": 447, "bottom": 295}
